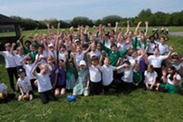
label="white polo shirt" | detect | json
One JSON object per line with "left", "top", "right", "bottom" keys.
{"left": 144, "top": 71, "right": 157, "bottom": 85}
{"left": 148, "top": 55, "right": 164, "bottom": 68}
{"left": 104, "top": 41, "right": 111, "bottom": 49}
{"left": 147, "top": 42, "right": 156, "bottom": 54}
{"left": 157, "top": 43, "right": 169, "bottom": 55}
{"left": 127, "top": 56, "right": 141, "bottom": 66}
{"left": 35, "top": 51, "right": 48, "bottom": 65}
{"left": 121, "top": 67, "right": 133, "bottom": 83}
{"left": 75, "top": 51, "right": 85, "bottom": 66}
{"left": 58, "top": 51, "right": 68, "bottom": 61}
{"left": 0, "top": 83, "right": 7, "bottom": 93}
{"left": 36, "top": 73, "right": 53, "bottom": 93}
{"left": 17, "top": 76, "right": 32, "bottom": 93}
{"left": 167, "top": 74, "right": 182, "bottom": 85}
{"left": 14, "top": 54, "right": 24, "bottom": 66}
{"left": 89, "top": 65, "right": 101, "bottom": 83}
{"left": 88, "top": 50, "right": 101, "bottom": 58}
{"left": 101, "top": 65, "right": 116, "bottom": 86}
{"left": 1, "top": 51, "right": 16, "bottom": 68}
{"left": 117, "top": 42, "right": 125, "bottom": 51}
{"left": 24, "top": 63, "right": 36, "bottom": 80}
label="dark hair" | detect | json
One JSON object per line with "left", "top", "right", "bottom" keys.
{"left": 149, "top": 35, "right": 154, "bottom": 40}
{"left": 60, "top": 45, "right": 66, "bottom": 49}
{"left": 25, "top": 40, "right": 32, "bottom": 45}
{"left": 153, "top": 47, "right": 159, "bottom": 52}
{"left": 91, "top": 56, "right": 99, "bottom": 61}
{"left": 169, "top": 66, "right": 177, "bottom": 81}
{"left": 38, "top": 45, "right": 44, "bottom": 49}
{"left": 160, "top": 36, "right": 165, "bottom": 40}
{"left": 171, "top": 55, "right": 179, "bottom": 60}
{"left": 82, "top": 44, "right": 89, "bottom": 49}
{"left": 111, "top": 44, "right": 117, "bottom": 48}
{"left": 123, "top": 60, "right": 131, "bottom": 65}
{"left": 153, "top": 33, "right": 159, "bottom": 38}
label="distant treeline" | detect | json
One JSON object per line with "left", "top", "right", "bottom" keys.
{"left": 10, "top": 9, "right": 183, "bottom": 30}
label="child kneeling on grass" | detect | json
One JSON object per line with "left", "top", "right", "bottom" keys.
{"left": 17, "top": 68, "right": 34, "bottom": 101}
{"left": 32, "top": 62, "right": 56, "bottom": 104}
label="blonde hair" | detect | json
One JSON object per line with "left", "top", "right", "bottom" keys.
{"left": 5, "top": 43, "right": 11, "bottom": 47}
{"left": 133, "top": 60, "right": 139, "bottom": 68}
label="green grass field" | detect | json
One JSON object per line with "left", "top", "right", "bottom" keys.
{"left": 0, "top": 27, "right": 183, "bottom": 122}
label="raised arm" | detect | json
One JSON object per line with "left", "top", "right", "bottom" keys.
{"left": 116, "top": 63, "right": 125, "bottom": 70}
{"left": 10, "top": 43, "right": 16, "bottom": 56}
{"left": 32, "top": 62, "right": 39, "bottom": 77}
{"left": 20, "top": 54, "right": 30, "bottom": 66}
{"left": 114, "top": 22, "right": 119, "bottom": 33}
{"left": 144, "top": 21, "right": 149, "bottom": 37}
{"left": 45, "top": 22, "right": 51, "bottom": 35}
{"left": 125, "top": 20, "right": 130, "bottom": 36}
{"left": 162, "top": 46, "right": 173, "bottom": 60}
{"left": 57, "top": 22, "right": 60, "bottom": 35}
{"left": 134, "top": 21, "right": 142, "bottom": 36}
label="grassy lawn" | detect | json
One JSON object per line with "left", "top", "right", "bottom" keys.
{"left": 0, "top": 27, "right": 183, "bottom": 122}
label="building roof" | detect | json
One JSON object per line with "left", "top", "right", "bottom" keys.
{"left": 0, "top": 14, "right": 21, "bottom": 24}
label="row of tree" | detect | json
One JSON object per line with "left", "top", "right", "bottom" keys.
{"left": 10, "top": 9, "right": 183, "bottom": 30}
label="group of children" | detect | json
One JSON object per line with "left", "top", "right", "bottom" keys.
{"left": 0, "top": 21, "right": 182, "bottom": 104}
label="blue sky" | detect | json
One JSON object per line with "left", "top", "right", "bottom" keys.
{"left": 0, "top": 0, "right": 182, "bottom": 20}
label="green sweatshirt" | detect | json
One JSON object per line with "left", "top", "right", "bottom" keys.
{"left": 100, "top": 42, "right": 128, "bottom": 66}
{"left": 133, "top": 71, "right": 142, "bottom": 84}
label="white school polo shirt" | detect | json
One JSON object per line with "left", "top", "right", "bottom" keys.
{"left": 36, "top": 73, "right": 53, "bottom": 93}
{"left": 101, "top": 65, "right": 116, "bottom": 86}
{"left": 148, "top": 55, "right": 164, "bottom": 68}
{"left": 0, "top": 83, "right": 7, "bottom": 93}
{"left": 167, "top": 74, "right": 182, "bottom": 85}
{"left": 144, "top": 71, "right": 157, "bottom": 85}
{"left": 17, "top": 76, "right": 32, "bottom": 93}
{"left": 2, "top": 51, "right": 16, "bottom": 68}
{"left": 89, "top": 65, "right": 101, "bottom": 83}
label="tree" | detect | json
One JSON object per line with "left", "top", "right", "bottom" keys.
{"left": 102, "top": 15, "right": 122, "bottom": 26}
{"left": 94, "top": 19, "right": 102, "bottom": 26}
{"left": 138, "top": 8, "right": 152, "bottom": 18}
{"left": 70, "top": 17, "right": 93, "bottom": 27}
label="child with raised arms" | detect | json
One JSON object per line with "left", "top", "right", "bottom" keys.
{"left": 32, "top": 62, "right": 55, "bottom": 104}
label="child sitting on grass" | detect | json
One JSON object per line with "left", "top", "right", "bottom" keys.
{"left": 0, "top": 78, "right": 15, "bottom": 103}
{"left": 17, "top": 68, "right": 34, "bottom": 101}
{"left": 144, "top": 64, "right": 158, "bottom": 90}
{"left": 133, "top": 61, "right": 143, "bottom": 87}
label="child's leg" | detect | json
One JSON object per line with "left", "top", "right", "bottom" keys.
{"left": 30, "top": 79, "right": 36, "bottom": 91}
{"left": 113, "top": 79, "right": 122, "bottom": 93}
{"left": 47, "top": 90, "right": 56, "bottom": 101}
{"left": 29, "top": 91, "right": 34, "bottom": 100}
{"left": 18, "top": 94, "right": 23, "bottom": 101}
{"left": 155, "top": 83, "right": 160, "bottom": 91}
{"left": 60, "top": 88, "right": 66, "bottom": 95}
{"left": 84, "top": 89, "right": 89, "bottom": 96}
{"left": 29, "top": 94, "right": 33, "bottom": 100}
{"left": 7, "top": 68, "right": 15, "bottom": 91}
{"left": 40, "top": 92, "right": 49, "bottom": 104}
{"left": 55, "top": 88, "right": 60, "bottom": 96}
{"left": 34, "top": 80, "right": 38, "bottom": 88}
